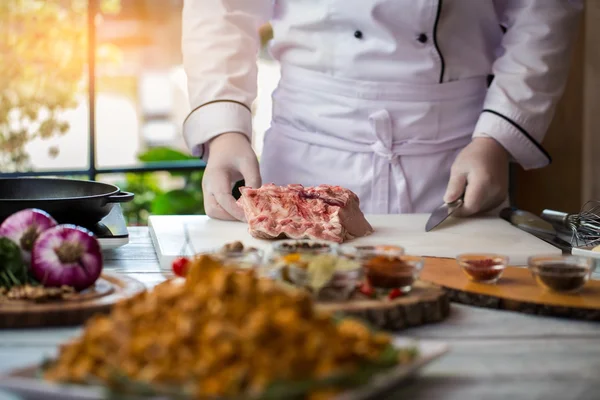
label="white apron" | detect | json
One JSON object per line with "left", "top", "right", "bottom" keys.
{"left": 260, "top": 64, "right": 488, "bottom": 214}
{"left": 183, "top": 1, "right": 582, "bottom": 213}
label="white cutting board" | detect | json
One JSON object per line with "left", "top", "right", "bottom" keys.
{"left": 148, "top": 214, "right": 561, "bottom": 271}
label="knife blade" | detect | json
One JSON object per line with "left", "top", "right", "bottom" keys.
{"left": 425, "top": 196, "right": 464, "bottom": 232}
{"left": 499, "top": 207, "right": 573, "bottom": 253}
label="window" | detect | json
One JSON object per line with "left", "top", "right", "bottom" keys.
{"left": 1, "top": 0, "right": 278, "bottom": 224}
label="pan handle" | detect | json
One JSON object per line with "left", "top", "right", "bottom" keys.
{"left": 106, "top": 191, "right": 135, "bottom": 204}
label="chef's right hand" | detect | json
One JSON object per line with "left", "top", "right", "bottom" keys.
{"left": 202, "top": 133, "right": 261, "bottom": 221}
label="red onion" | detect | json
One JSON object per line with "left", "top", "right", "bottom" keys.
{"left": 0, "top": 208, "right": 58, "bottom": 264}
{"left": 31, "top": 224, "right": 103, "bottom": 291}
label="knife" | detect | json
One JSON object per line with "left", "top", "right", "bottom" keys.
{"left": 425, "top": 194, "right": 464, "bottom": 232}
{"left": 499, "top": 207, "right": 573, "bottom": 253}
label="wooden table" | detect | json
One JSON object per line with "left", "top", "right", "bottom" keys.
{"left": 1, "top": 227, "right": 600, "bottom": 400}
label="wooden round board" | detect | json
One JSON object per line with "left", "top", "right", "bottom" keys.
{"left": 420, "top": 257, "right": 600, "bottom": 321}
{"left": 316, "top": 281, "right": 450, "bottom": 331}
{"left": 0, "top": 273, "right": 146, "bottom": 329}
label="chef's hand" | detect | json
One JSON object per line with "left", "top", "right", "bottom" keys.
{"left": 202, "top": 132, "right": 261, "bottom": 221}
{"left": 444, "top": 137, "right": 509, "bottom": 217}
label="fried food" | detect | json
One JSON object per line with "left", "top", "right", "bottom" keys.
{"left": 44, "top": 254, "right": 412, "bottom": 399}
{"left": 0, "top": 284, "right": 74, "bottom": 302}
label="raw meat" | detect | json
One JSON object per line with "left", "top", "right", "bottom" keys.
{"left": 237, "top": 183, "right": 374, "bottom": 243}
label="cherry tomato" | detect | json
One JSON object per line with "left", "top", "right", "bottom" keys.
{"left": 172, "top": 257, "right": 190, "bottom": 277}
{"left": 388, "top": 288, "right": 403, "bottom": 300}
{"left": 358, "top": 280, "right": 375, "bottom": 298}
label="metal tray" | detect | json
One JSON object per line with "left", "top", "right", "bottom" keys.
{"left": 0, "top": 338, "right": 448, "bottom": 400}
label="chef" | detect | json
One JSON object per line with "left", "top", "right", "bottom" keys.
{"left": 181, "top": 0, "right": 582, "bottom": 221}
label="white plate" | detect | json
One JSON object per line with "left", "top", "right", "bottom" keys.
{"left": 0, "top": 338, "right": 448, "bottom": 400}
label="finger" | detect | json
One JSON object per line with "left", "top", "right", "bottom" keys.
{"left": 204, "top": 169, "right": 246, "bottom": 221}
{"left": 444, "top": 173, "right": 467, "bottom": 203}
{"left": 204, "top": 191, "right": 238, "bottom": 221}
{"left": 210, "top": 168, "right": 247, "bottom": 221}
{"left": 478, "top": 187, "right": 508, "bottom": 215}
{"left": 239, "top": 157, "right": 262, "bottom": 189}
{"left": 457, "top": 174, "right": 487, "bottom": 217}
{"left": 213, "top": 192, "right": 247, "bottom": 221}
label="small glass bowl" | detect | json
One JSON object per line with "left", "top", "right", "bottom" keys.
{"left": 211, "top": 249, "right": 265, "bottom": 272}
{"left": 365, "top": 255, "right": 424, "bottom": 293}
{"left": 274, "top": 252, "right": 363, "bottom": 299}
{"left": 343, "top": 246, "right": 422, "bottom": 293}
{"left": 456, "top": 253, "right": 508, "bottom": 284}
{"left": 338, "top": 244, "right": 405, "bottom": 260}
{"left": 528, "top": 255, "right": 595, "bottom": 293}
{"left": 271, "top": 239, "right": 337, "bottom": 257}
{"left": 219, "top": 241, "right": 259, "bottom": 254}
{"left": 288, "top": 256, "right": 364, "bottom": 287}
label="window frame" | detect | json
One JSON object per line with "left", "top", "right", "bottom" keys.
{"left": 0, "top": 0, "right": 205, "bottom": 180}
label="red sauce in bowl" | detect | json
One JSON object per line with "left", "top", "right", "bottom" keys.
{"left": 460, "top": 258, "right": 505, "bottom": 283}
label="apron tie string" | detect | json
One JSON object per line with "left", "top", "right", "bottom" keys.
{"left": 368, "top": 109, "right": 413, "bottom": 213}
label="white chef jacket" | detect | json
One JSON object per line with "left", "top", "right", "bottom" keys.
{"left": 181, "top": 0, "right": 582, "bottom": 214}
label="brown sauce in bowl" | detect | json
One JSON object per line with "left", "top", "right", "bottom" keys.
{"left": 364, "top": 256, "right": 415, "bottom": 289}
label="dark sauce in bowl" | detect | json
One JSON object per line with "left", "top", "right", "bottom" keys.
{"left": 533, "top": 263, "right": 590, "bottom": 293}
{"left": 280, "top": 241, "right": 331, "bottom": 251}
{"left": 528, "top": 255, "right": 595, "bottom": 294}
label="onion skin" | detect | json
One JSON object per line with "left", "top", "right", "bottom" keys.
{"left": 31, "top": 224, "right": 103, "bottom": 291}
{"left": 0, "top": 208, "right": 58, "bottom": 264}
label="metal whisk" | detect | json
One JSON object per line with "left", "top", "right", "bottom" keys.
{"left": 541, "top": 201, "right": 600, "bottom": 247}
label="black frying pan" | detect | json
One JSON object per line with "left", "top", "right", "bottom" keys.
{"left": 0, "top": 177, "right": 134, "bottom": 226}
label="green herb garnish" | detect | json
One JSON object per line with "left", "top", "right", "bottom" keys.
{"left": 0, "top": 237, "right": 29, "bottom": 289}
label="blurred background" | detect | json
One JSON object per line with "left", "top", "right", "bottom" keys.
{"left": 1, "top": 0, "right": 597, "bottom": 226}
{"left": 0, "top": 0, "right": 279, "bottom": 225}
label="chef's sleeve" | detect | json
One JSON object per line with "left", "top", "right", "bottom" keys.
{"left": 181, "top": 0, "right": 272, "bottom": 160}
{"left": 472, "top": 0, "right": 583, "bottom": 170}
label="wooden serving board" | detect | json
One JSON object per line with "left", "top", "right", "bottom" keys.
{"left": 420, "top": 257, "right": 600, "bottom": 321}
{"left": 317, "top": 281, "right": 450, "bottom": 331}
{"left": 0, "top": 273, "right": 146, "bottom": 329}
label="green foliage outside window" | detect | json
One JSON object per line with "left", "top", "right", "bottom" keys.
{"left": 116, "top": 147, "right": 204, "bottom": 226}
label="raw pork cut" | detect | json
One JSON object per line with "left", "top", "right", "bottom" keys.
{"left": 237, "top": 184, "right": 374, "bottom": 243}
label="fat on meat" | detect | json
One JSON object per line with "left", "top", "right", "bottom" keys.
{"left": 237, "top": 183, "right": 374, "bottom": 243}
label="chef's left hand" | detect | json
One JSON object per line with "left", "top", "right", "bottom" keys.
{"left": 444, "top": 137, "right": 510, "bottom": 217}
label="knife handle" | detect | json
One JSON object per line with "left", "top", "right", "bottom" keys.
{"left": 446, "top": 189, "right": 466, "bottom": 208}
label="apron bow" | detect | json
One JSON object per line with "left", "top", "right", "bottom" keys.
{"left": 369, "top": 109, "right": 397, "bottom": 163}
{"left": 370, "top": 141, "right": 397, "bottom": 162}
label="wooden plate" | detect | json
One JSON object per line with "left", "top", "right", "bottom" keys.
{"left": 271, "top": 266, "right": 450, "bottom": 331}
{"left": 317, "top": 281, "right": 450, "bottom": 331}
{"left": 0, "top": 273, "right": 146, "bottom": 329}
{"left": 420, "top": 257, "right": 600, "bottom": 321}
